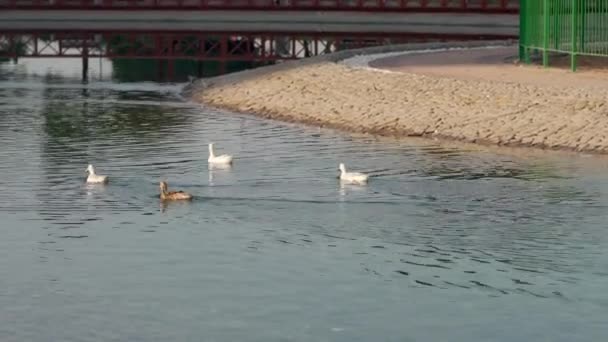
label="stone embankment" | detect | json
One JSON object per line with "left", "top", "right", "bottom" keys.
{"left": 187, "top": 41, "right": 608, "bottom": 154}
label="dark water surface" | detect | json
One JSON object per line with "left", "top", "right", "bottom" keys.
{"left": 1, "top": 60, "right": 608, "bottom": 342}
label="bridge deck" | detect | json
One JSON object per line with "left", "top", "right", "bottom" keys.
{"left": 0, "top": 0, "right": 519, "bottom": 13}
{"left": 0, "top": 10, "right": 518, "bottom": 36}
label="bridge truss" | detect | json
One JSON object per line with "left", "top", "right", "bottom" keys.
{"left": 0, "top": 30, "right": 517, "bottom": 61}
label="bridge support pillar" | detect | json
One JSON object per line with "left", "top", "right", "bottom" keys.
{"left": 167, "top": 59, "right": 175, "bottom": 82}
{"left": 82, "top": 46, "right": 89, "bottom": 83}
{"left": 197, "top": 61, "right": 204, "bottom": 78}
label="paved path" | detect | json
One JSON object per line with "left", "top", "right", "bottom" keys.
{"left": 0, "top": 10, "right": 518, "bottom": 36}
{"left": 370, "top": 47, "right": 608, "bottom": 90}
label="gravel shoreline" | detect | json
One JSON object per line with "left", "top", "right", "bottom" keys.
{"left": 186, "top": 40, "right": 608, "bottom": 154}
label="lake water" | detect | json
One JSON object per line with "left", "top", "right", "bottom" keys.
{"left": 1, "top": 59, "right": 608, "bottom": 342}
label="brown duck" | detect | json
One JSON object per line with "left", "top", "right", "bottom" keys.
{"left": 159, "top": 181, "right": 193, "bottom": 201}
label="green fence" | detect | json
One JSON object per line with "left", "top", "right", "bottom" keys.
{"left": 519, "top": 0, "right": 608, "bottom": 71}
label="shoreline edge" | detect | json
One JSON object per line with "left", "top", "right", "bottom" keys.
{"left": 184, "top": 40, "right": 608, "bottom": 155}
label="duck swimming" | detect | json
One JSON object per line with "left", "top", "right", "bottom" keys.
{"left": 85, "top": 164, "right": 109, "bottom": 184}
{"left": 208, "top": 143, "right": 233, "bottom": 165}
{"left": 159, "top": 181, "right": 193, "bottom": 201}
{"left": 338, "top": 163, "right": 369, "bottom": 184}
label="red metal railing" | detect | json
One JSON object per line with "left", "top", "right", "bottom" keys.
{"left": 0, "top": 0, "right": 519, "bottom": 13}
{"left": 0, "top": 30, "right": 516, "bottom": 60}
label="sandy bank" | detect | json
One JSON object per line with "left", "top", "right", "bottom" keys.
{"left": 189, "top": 41, "right": 608, "bottom": 154}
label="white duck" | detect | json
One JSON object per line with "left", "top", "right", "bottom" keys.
{"left": 338, "top": 163, "right": 369, "bottom": 184}
{"left": 208, "top": 143, "right": 233, "bottom": 165}
{"left": 85, "top": 164, "right": 109, "bottom": 184}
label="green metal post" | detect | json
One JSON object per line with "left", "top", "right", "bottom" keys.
{"left": 553, "top": 0, "right": 559, "bottom": 49}
{"left": 518, "top": 0, "right": 608, "bottom": 71}
{"left": 580, "top": 0, "right": 586, "bottom": 52}
{"left": 525, "top": 0, "right": 531, "bottom": 63}
{"left": 571, "top": 0, "right": 578, "bottom": 71}
{"left": 519, "top": 0, "right": 526, "bottom": 62}
{"left": 543, "top": 0, "right": 550, "bottom": 67}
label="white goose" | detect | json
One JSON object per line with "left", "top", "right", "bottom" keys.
{"left": 208, "top": 143, "right": 233, "bottom": 165}
{"left": 85, "top": 164, "right": 109, "bottom": 184}
{"left": 338, "top": 163, "right": 369, "bottom": 184}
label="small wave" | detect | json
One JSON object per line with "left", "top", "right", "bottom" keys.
{"left": 0, "top": 80, "right": 184, "bottom": 93}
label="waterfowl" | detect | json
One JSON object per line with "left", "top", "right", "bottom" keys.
{"left": 159, "top": 181, "right": 193, "bottom": 201}
{"left": 338, "top": 163, "right": 369, "bottom": 184}
{"left": 208, "top": 143, "right": 233, "bottom": 165}
{"left": 85, "top": 164, "right": 109, "bottom": 184}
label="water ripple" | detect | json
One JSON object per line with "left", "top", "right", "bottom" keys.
{"left": 1, "top": 69, "right": 608, "bottom": 341}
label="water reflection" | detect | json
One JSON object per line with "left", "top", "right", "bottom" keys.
{"left": 159, "top": 196, "right": 193, "bottom": 214}
{"left": 338, "top": 181, "right": 366, "bottom": 201}
{"left": 1, "top": 55, "right": 260, "bottom": 83}
{"left": 208, "top": 163, "right": 233, "bottom": 186}
{"left": 112, "top": 59, "right": 260, "bottom": 82}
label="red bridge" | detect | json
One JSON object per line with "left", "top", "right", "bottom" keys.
{"left": 1, "top": 0, "right": 518, "bottom": 13}
{"left": 0, "top": 0, "right": 519, "bottom": 79}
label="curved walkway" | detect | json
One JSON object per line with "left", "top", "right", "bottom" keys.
{"left": 370, "top": 47, "right": 608, "bottom": 90}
